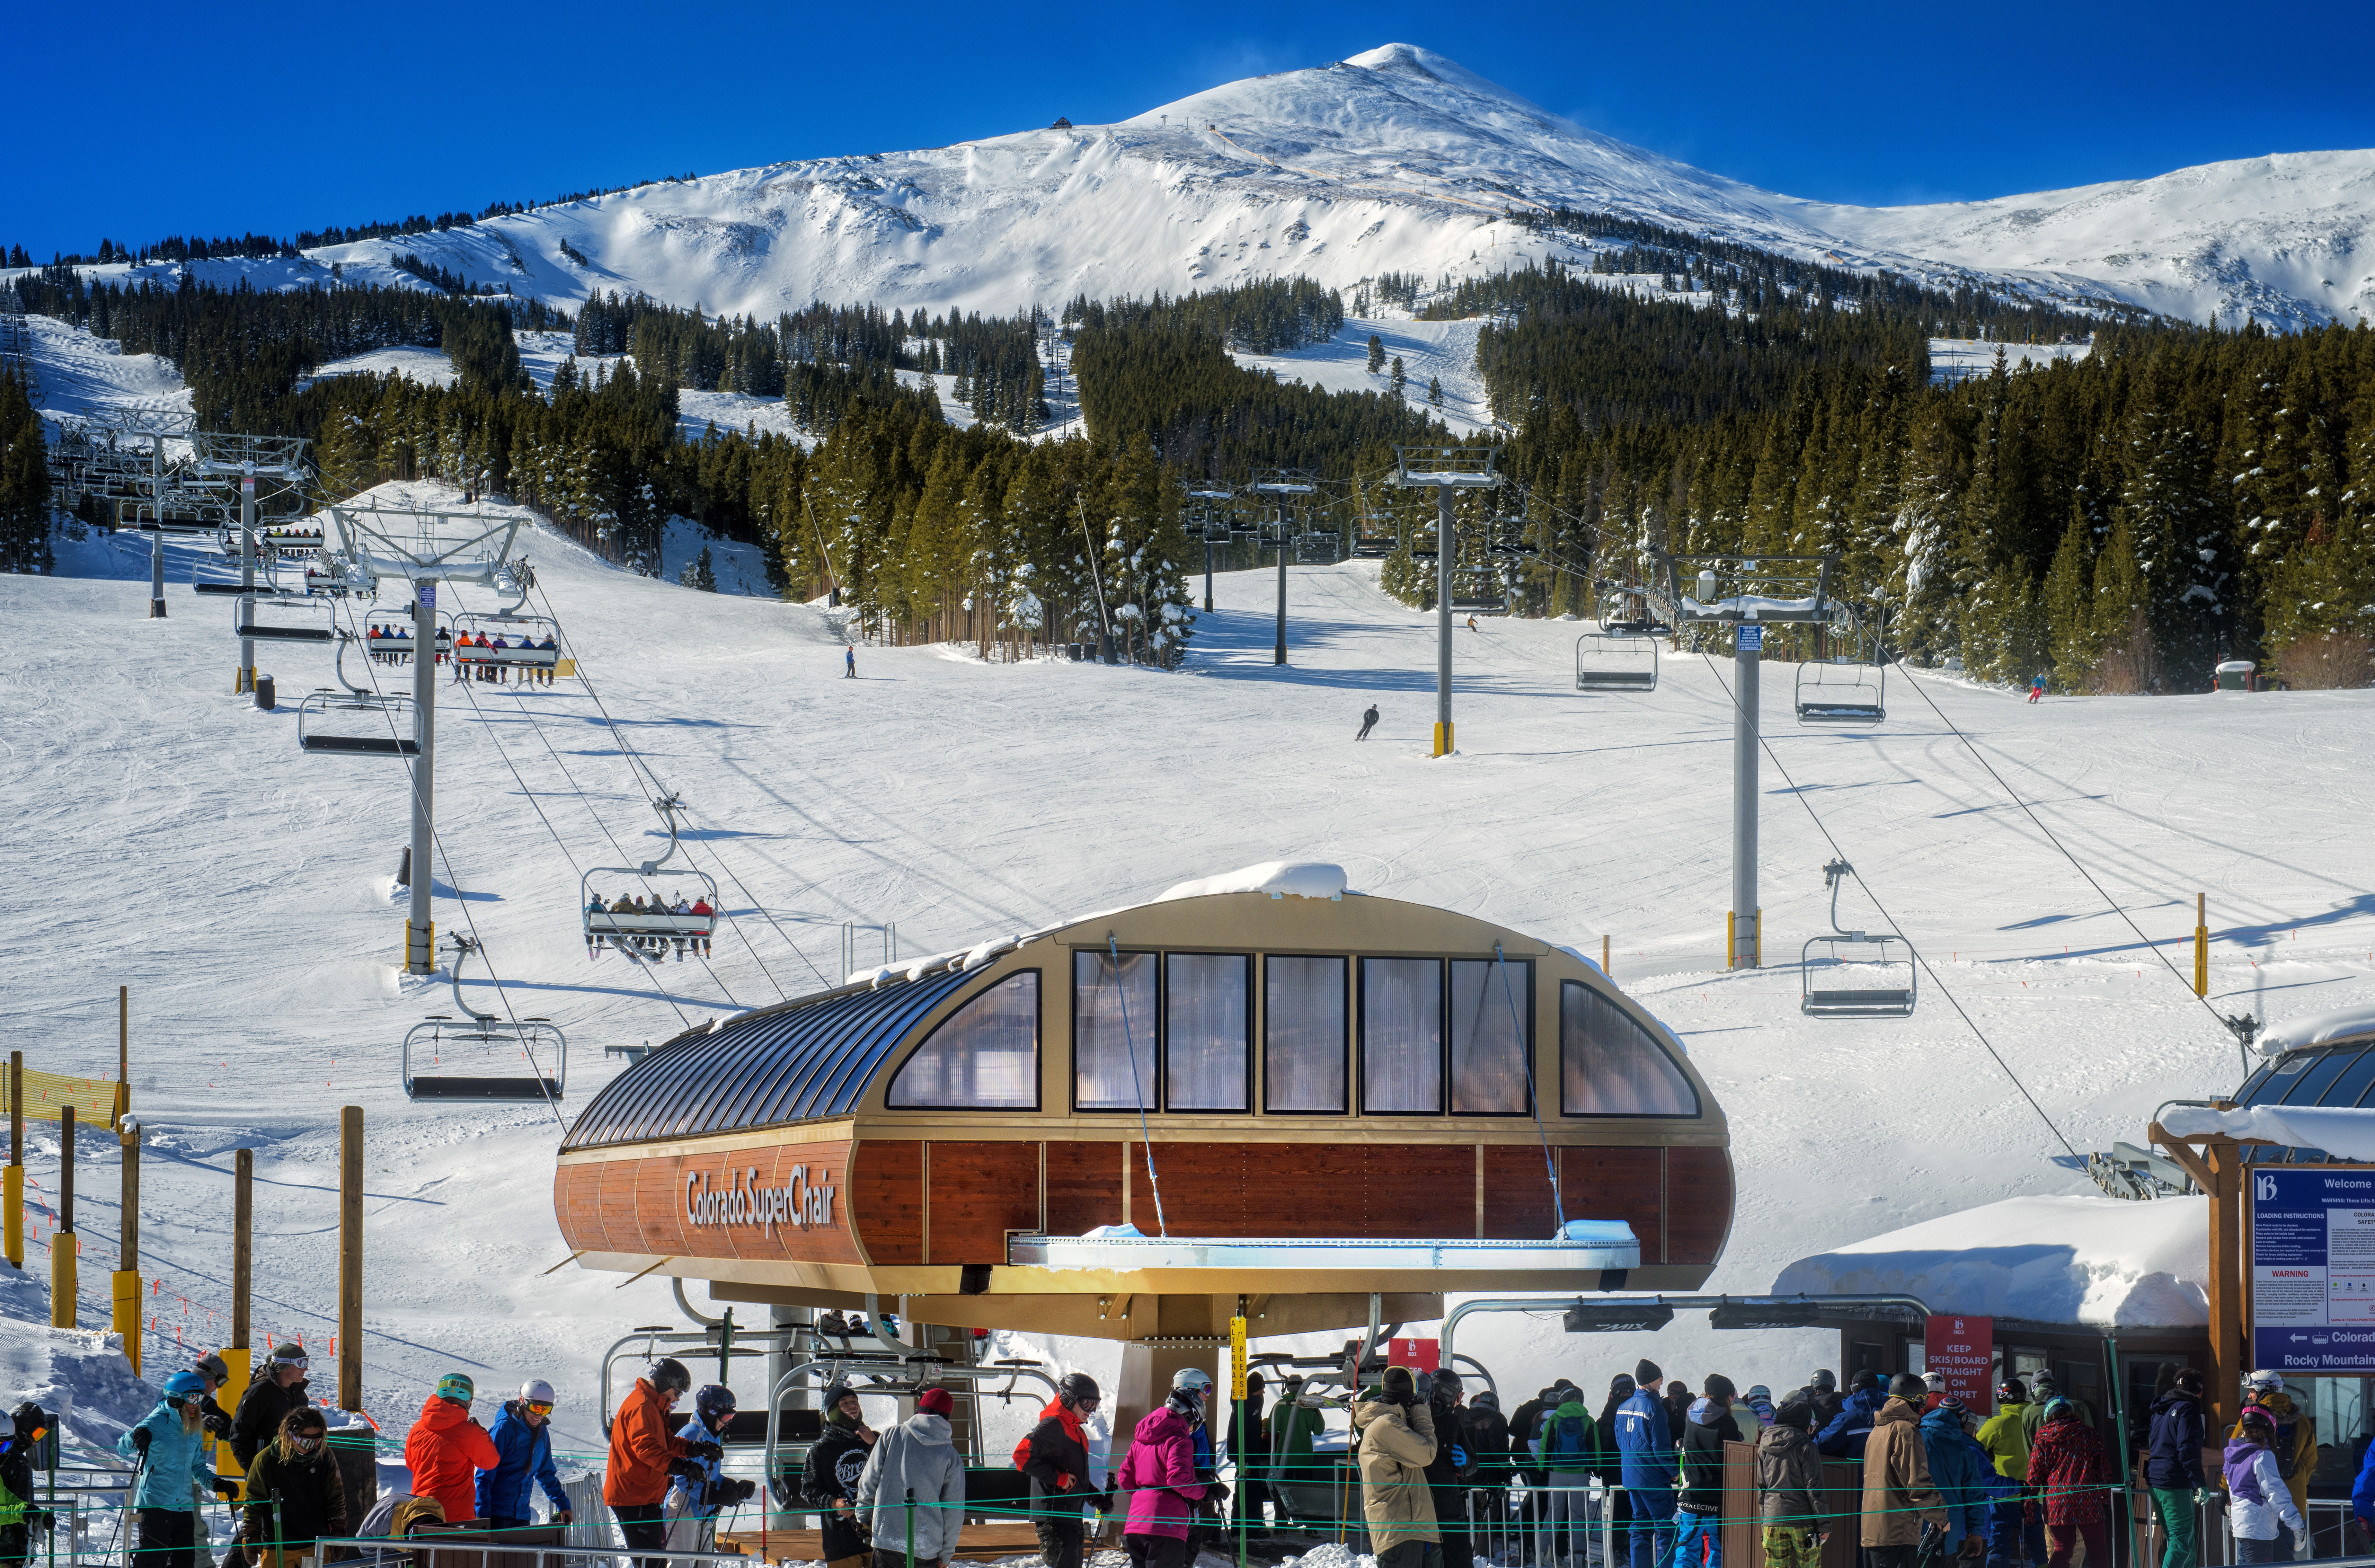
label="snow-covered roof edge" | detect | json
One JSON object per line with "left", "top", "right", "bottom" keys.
{"left": 1157, "top": 861, "right": 1350, "bottom": 903}
{"left": 2257, "top": 1003, "right": 2375, "bottom": 1057}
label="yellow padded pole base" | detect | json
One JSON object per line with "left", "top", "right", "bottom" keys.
{"left": 1433, "top": 721, "right": 1453, "bottom": 757}
{"left": 51, "top": 1238, "right": 77, "bottom": 1328}
{"left": 405, "top": 920, "right": 435, "bottom": 973}
{"left": 2196, "top": 926, "right": 2210, "bottom": 996}
{"left": 3, "top": 1164, "right": 20, "bottom": 1268}
{"left": 236, "top": 667, "right": 255, "bottom": 695}
{"left": 216, "top": 1346, "right": 250, "bottom": 1488}
{"left": 112, "top": 1269, "right": 141, "bottom": 1374}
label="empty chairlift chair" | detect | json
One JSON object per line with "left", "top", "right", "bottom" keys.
{"left": 233, "top": 593, "right": 334, "bottom": 643}
{"left": 1795, "top": 658, "right": 1886, "bottom": 725}
{"left": 1576, "top": 631, "right": 1659, "bottom": 692}
{"left": 1801, "top": 858, "right": 1916, "bottom": 1018}
{"left": 402, "top": 937, "right": 567, "bottom": 1101}
{"left": 297, "top": 631, "right": 421, "bottom": 755}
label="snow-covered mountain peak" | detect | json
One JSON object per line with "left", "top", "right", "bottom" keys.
{"left": 48, "top": 42, "right": 2375, "bottom": 333}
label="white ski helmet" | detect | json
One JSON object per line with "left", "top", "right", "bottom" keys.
{"left": 521, "top": 1379, "right": 558, "bottom": 1405}
{"left": 1172, "top": 1367, "right": 1215, "bottom": 1397}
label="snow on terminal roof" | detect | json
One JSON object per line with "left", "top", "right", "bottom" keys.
{"left": 1156, "top": 861, "right": 1350, "bottom": 902}
{"left": 1771, "top": 1194, "right": 2209, "bottom": 1328}
{"left": 2255, "top": 1003, "right": 2375, "bottom": 1057}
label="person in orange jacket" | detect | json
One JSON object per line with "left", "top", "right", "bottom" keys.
{"left": 405, "top": 1374, "right": 502, "bottom": 1523}
{"left": 608, "top": 1358, "right": 718, "bottom": 1568}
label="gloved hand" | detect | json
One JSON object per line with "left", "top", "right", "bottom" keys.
{"left": 211, "top": 1477, "right": 243, "bottom": 1500}
{"left": 130, "top": 1427, "right": 153, "bottom": 1455}
{"left": 27, "top": 1509, "right": 54, "bottom": 1536}
{"left": 203, "top": 1408, "right": 233, "bottom": 1439}
{"left": 1205, "top": 1480, "right": 1229, "bottom": 1505}
{"left": 555, "top": 1511, "right": 573, "bottom": 1526}
{"left": 724, "top": 1478, "right": 758, "bottom": 1505}
{"left": 688, "top": 1440, "right": 725, "bottom": 1462}
{"left": 667, "top": 1457, "right": 705, "bottom": 1479}
{"left": 1452, "top": 1445, "right": 1469, "bottom": 1468}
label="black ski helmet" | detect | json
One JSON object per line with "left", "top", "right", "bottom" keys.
{"left": 1058, "top": 1372, "right": 1101, "bottom": 1409}
{"left": 648, "top": 1357, "right": 693, "bottom": 1394}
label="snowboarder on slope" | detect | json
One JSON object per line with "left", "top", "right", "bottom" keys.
{"left": 1357, "top": 705, "right": 1379, "bottom": 741}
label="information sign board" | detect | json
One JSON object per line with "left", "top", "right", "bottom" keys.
{"left": 2251, "top": 1166, "right": 2375, "bottom": 1373}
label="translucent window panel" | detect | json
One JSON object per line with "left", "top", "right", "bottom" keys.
{"left": 1265, "top": 955, "right": 1348, "bottom": 1112}
{"left": 1167, "top": 953, "right": 1250, "bottom": 1111}
{"left": 1559, "top": 980, "right": 1699, "bottom": 1117}
{"left": 886, "top": 971, "right": 1038, "bottom": 1108}
{"left": 2286, "top": 1047, "right": 2365, "bottom": 1105}
{"left": 1451, "top": 958, "right": 1531, "bottom": 1113}
{"left": 1362, "top": 958, "right": 1442, "bottom": 1113}
{"left": 1075, "top": 951, "right": 1158, "bottom": 1109}
{"left": 2247, "top": 1050, "right": 2318, "bottom": 1107}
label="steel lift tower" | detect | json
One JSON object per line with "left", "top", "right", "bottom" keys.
{"left": 327, "top": 503, "right": 526, "bottom": 975}
{"left": 194, "top": 433, "right": 311, "bottom": 693}
{"left": 1388, "top": 446, "right": 1503, "bottom": 756}
{"left": 1247, "top": 471, "right": 1318, "bottom": 664}
{"left": 1653, "top": 552, "right": 1841, "bottom": 969}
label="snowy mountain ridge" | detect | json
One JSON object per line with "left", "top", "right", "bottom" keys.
{"left": 29, "top": 44, "right": 2375, "bottom": 331}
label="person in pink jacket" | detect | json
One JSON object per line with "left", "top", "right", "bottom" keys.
{"left": 1116, "top": 1369, "right": 1215, "bottom": 1568}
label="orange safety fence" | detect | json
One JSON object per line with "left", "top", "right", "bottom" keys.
{"left": 1, "top": 1065, "right": 125, "bottom": 1129}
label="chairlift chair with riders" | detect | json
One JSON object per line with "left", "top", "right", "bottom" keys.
{"left": 452, "top": 590, "right": 567, "bottom": 681}
{"left": 361, "top": 611, "right": 456, "bottom": 666}
{"left": 296, "top": 630, "right": 421, "bottom": 756}
{"left": 1801, "top": 858, "right": 1917, "bottom": 1019}
{"left": 402, "top": 936, "right": 566, "bottom": 1101}
{"left": 580, "top": 795, "right": 721, "bottom": 963}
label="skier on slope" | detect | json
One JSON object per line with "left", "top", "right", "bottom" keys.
{"left": 1357, "top": 705, "right": 1379, "bottom": 741}
{"left": 845, "top": 645, "right": 857, "bottom": 678}
{"left": 2028, "top": 674, "right": 2044, "bottom": 704}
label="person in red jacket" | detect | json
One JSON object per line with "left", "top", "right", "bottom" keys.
{"left": 2027, "top": 1399, "right": 2110, "bottom": 1568}
{"left": 405, "top": 1373, "right": 502, "bottom": 1524}
{"left": 608, "top": 1358, "right": 718, "bottom": 1568}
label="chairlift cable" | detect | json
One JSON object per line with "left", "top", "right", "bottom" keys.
{"left": 335, "top": 597, "right": 585, "bottom": 1116}
{"left": 435, "top": 581, "right": 742, "bottom": 1013}
{"left": 1881, "top": 652, "right": 2250, "bottom": 1060}
{"left": 1693, "top": 648, "right": 2080, "bottom": 1161}
{"left": 442, "top": 630, "right": 734, "bottom": 1016}
{"left": 527, "top": 577, "right": 830, "bottom": 998}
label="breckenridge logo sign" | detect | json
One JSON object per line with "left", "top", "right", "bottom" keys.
{"left": 685, "top": 1165, "right": 836, "bottom": 1234}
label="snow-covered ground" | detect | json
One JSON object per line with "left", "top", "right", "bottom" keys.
{"left": 1232, "top": 315, "right": 1496, "bottom": 436}
{"left": 14, "top": 45, "right": 2370, "bottom": 332}
{"left": 12, "top": 300, "right": 2375, "bottom": 1490}
{"left": 1929, "top": 337, "right": 2093, "bottom": 385}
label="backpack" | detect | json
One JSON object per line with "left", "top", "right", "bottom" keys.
{"left": 1547, "top": 1411, "right": 1590, "bottom": 1465}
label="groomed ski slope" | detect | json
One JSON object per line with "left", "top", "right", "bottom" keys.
{"left": 10, "top": 484, "right": 2374, "bottom": 1452}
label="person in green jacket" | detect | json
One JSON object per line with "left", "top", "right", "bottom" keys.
{"left": 2019, "top": 1375, "right": 2091, "bottom": 1449}
{"left": 1976, "top": 1383, "right": 2031, "bottom": 1482}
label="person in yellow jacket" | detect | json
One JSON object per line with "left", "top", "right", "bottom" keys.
{"left": 1975, "top": 1381, "right": 2031, "bottom": 1481}
{"left": 2230, "top": 1371, "right": 2318, "bottom": 1538}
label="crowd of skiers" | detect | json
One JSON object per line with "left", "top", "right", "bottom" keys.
{"left": 15, "top": 1343, "right": 2372, "bottom": 1568}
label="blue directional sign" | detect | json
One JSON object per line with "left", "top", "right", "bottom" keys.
{"left": 2251, "top": 1166, "right": 2375, "bottom": 1373}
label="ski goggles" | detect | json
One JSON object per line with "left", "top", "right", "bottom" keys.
{"left": 526, "top": 1402, "right": 555, "bottom": 1416}
{"left": 274, "top": 1354, "right": 310, "bottom": 1370}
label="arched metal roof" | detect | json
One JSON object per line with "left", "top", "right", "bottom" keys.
{"left": 561, "top": 967, "right": 978, "bottom": 1151}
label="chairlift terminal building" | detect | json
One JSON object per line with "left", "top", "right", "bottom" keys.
{"left": 554, "top": 865, "right": 1734, "bottom": 1343}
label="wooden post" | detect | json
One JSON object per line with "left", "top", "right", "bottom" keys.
{"left": 1603, "top": 934, "right": 1612, "bottom": 978}
{"left": 5, "top": 1050, "right": 22, "bottom": 1269}
{"left": 52, "top": 1104, "right": 76, "bottom": 1328}
{"left": 115, "top": 1123, "right": 142, "bottom": 1374}
{"left": 233, "top": 1148, "right": 253, "bottom": 1350}
{"left": 2205, "top": 1137, "right": 2241, "bottom": 1430}
{"left": 339, "top": 1106, "right": 363, "bottom": 1411}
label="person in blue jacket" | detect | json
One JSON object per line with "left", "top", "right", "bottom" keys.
{"left": 1816, "top": 1371, "right": 1888, "bottom": 1459}
{"left": 664, "top": 1386, "right": 756, "bottom": 1560}
{"left": 1917, "top": 1399, "right": 1993, "bottom": 1552}
{"left": 1614, "top": 1359, "right": 1677, "bottom": 1568}
{"left": 119, "top": 1372, "right": 240, "bottom": 1568}
{"left": 477, "top": 1379, "right": 574, "bottom": 1535}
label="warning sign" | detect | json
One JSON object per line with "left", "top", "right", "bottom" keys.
{"left": 1925, "top": 1314, "right": 1994, "bottom": 1413}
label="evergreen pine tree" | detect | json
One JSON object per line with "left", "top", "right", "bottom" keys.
{"left": 2042, "top": 503, "right": 2098, "bottom": 691}
{"left": 1367, "top": 334, "right": 1386, "bottom": 374}
{"left": 1388, "top": 355, "right": 1406, "bottom": 401}
{"left": 1427, "top": 376, "right": 1443, "bottom": 408}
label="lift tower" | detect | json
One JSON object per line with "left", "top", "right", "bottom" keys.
{"left": 1654, "top": 552, "right": 1839, "bottom": 969}
{"left": 1388, "top": 446, "right": 1503, "bottom": 756}
{"left": 1247, "top": 470, "right": 1317, "bottom": 664}
{"left": 194, "top": 433, "right": 311, "bottom": 693}
{"left": 328, "top": 503, "right": 526, "bottom": 974}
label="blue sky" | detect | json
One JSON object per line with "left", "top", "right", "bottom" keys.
{"left": 9, "top": 0, "right": 2370, "bottom": 257}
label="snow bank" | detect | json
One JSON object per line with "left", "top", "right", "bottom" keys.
{"left": 0, "top": 1266, "right": 160, "bottom": 1451}
{"left": 1771, "top": 1195, "right": 2210, "bottom": 1327}
{"left": 2256, "top": 1003, "right": 2375, "bottom": 1057}
{"left": 1157, "top": 862, "right": 1349, "bottom": 902}
{"left": 2159, "top": 1104, "right": 2375, "bottom": 1158}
